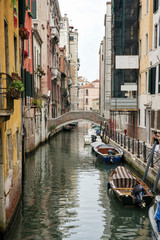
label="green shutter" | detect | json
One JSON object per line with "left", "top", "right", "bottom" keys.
{"left": 148, "top": 68, "right": 151, "bottom": 93}
{"left": 19, "top": 0, "right": 26, "bottom": 26}
{"left": 152, "top": 67, "right": 156, "bottom": 94}
{"left": 31, "top": 0, "right": 37, "bottom": 19}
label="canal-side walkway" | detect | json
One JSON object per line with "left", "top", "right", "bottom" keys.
{"left": 103, "top": 134, "right": 160, "bottom": 191}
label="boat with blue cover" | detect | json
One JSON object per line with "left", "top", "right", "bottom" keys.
{"left": 149, "top": 195, "right": 160, "bottom": 239}
{"left": 94, "top": 144, "right": 123, "bottom": 163}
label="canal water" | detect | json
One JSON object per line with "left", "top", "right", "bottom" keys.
{"left": 7, "top": 122, "right": 152, "bottom": 240}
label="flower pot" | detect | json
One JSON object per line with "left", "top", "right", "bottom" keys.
{"left": 8, "top": 88, "right": 21, "bottom": 99}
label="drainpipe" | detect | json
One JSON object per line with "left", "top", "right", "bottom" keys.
{"left": 21, "top": 39, "right": 25, "bottom": 180}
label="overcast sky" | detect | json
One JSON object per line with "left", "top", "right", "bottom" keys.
{"left": 58, "top": 0, "right": 107, "bottom": 82}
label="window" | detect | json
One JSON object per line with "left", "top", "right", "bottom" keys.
{"left": 139, "top": 40, "right": 141, "bottom": 58}
{"left": 60, "top": 23, "right": 63, "bottom": 29}
{"left": 139, "top": 109, "right": 140, "bottom": 126}
{"left": 145, "top": 34, "right": 148, "bottom": 55}
{"left": 28, "top": 32, "right": 31, "bottom": 57}
{"left": 146, "top": 0, "right": 149, "bottom": 13}
{"left": 151, "top": 110, "right": 155, "bottom": 128}
{"left": 4, "top": 20, "right": 9, "bottom": 74}
{"left": 157, "top": 110, "right": 160, "bottom": 129}
{"left": 69, "top": 36, "right": 74, "bottom": 41}
{"left": 31, "top": 0, "right": 37, "bottom": 19}
{"left": 86, "top": 98, "right": 88, "bottom": 105}
{"left": 145, "top": 72, "right": 147, "bottom": 94}
{"left": 16, "top": 130, "right": 20, "bottom": 161}
{"left": 14, "top": 36, "right": 18, "bottom": 72}
{"left": 139, "top": 75, "right": 141, "bottom": 95}
{"left": 86, "top": 89, "right": 88, "bottom": 96}
{"left": 153, "top": 0, "right": 158, "bottom": 12}
{"left": 154, "top": 24, "right": 157, "bottom": 49}
{"left": 148, "top": 67, "right": 156, "bottom": 94}
{"left": 7, "top": 132, "right": 13, "bottom": 169}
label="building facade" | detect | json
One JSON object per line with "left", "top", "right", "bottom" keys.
{"left": 69, "top": 27, "right": 79, "bottom": 110}
{"left": 79, "top": 80, "right": 99, "bottom": 111}
{"left": 138, "top": 0, "right": 153, "bottom": 144}
{"left": 0, "top": 0, "right": 23, "bottom": 233}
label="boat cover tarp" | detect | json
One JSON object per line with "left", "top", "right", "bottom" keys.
{"left": 112, "top": 166, "right": 137, "bottom": 188}
{"left": 155, "top": 202, "right": 160, "bottom": 232}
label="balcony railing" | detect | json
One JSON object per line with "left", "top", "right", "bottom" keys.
{"left": 110, "top": 97, "right": 137, "bottom": 111}
{"left": 0, "top": 73, "right": 14, "bottom": 121}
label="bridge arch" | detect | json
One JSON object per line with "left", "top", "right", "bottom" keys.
{"left": 48, "top": 111, "right": 108, "bottom": 130}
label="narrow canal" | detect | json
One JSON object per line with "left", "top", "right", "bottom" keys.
{"left": 7, "top": 122, "right": 152, "bottom": 240}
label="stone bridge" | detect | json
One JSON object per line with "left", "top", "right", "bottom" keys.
{"left": 48, "top": 111, "right": 108, "bottom": 130}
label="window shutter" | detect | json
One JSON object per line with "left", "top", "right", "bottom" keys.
{"left": 19, "top": 0, "right": 26, "bottom": 26}
{"left": 157, "top": 111, "right": 160, "bottom": 130}
{"left": 31, "top": 0, "right": 37, "bottom": 19}
{"left": 152, "top": 67, "right": 156, "bottom": 94}
{"left": 151, "top": 110, "right": 155, "bottom": 129}
{"left": 148, "top": 68, "right": 151, "bottom": 93}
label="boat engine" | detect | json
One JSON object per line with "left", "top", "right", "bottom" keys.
{"left": 132, "top": 184, "right": 146, "bottom": 208}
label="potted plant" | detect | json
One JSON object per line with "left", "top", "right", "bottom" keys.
{"left": 7, "top": 80, "right": 24, "bottom": 99}
{"left": 28, "top": 11, "right": 33, "bottom": 18}
{"left": 19, "top": 27, "right": 30, "bottom": 40}
{"left": 11, "top": 72, "right": 21, "bottom": 81}
{"left": 31, "top": 99, "right": 43, "bottom": 109}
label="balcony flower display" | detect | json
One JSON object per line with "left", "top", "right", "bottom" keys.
{"left": 19, "top": 27, "right": 30, "bottom": 40}
{"left": 7, "top": 80, "right": 24, "bottom": 99}
{"left": 24, "top": 50, "right": 28, "bottom": 58}
{"left": 31, "top": 99, "right": 43, "bottom": 109}
{"left": 28, "top": 10, "right": 33, "bottom": 18}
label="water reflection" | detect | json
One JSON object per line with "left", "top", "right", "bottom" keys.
{"left": 6, "top": 122, "right": 152, "bottom": 240}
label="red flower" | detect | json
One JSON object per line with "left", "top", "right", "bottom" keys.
{"left": 19, "top": 27, "right": 30, "bottom": 40}
{"left": 24, "top": 50, "right": 28, "bottom": 58}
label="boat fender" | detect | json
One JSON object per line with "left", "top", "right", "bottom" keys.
{"left": 108, "top": 150, "right": 115, "bottom": 155}
{"left": 107, "top": 182, "right": 110, "bottom": 190}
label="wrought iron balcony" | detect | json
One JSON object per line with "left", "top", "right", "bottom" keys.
{"left": 51, "top": 67, "right": 61, "bottom": 80}
{"left": 0, "top": 73, "right": 14, "bottom": 121}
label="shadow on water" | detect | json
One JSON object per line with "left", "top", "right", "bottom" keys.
{"left": 5, "top": 122, "right": 152, "bottom": 240}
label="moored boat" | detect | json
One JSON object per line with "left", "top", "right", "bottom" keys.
{"left": 84, "top": 135, "right": 102, "bottom": 145}
{"left": 91, "top": 141, "right": 105, "bottom": 151}
{"left": 94, "top": 144, "right": 123, "bottom": 163}
{"left": 149, "top": 195, "right": 160, "bottom": 240}
{"left": 108, "top": 166, "right": 154, "bottom": 207}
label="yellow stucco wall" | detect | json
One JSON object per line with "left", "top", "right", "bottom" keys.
{"left": 139, "top": 0, "right": 153, "bottom": 98}
{"left": 0, "top": 0, "right": 21, "bottom": 178}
